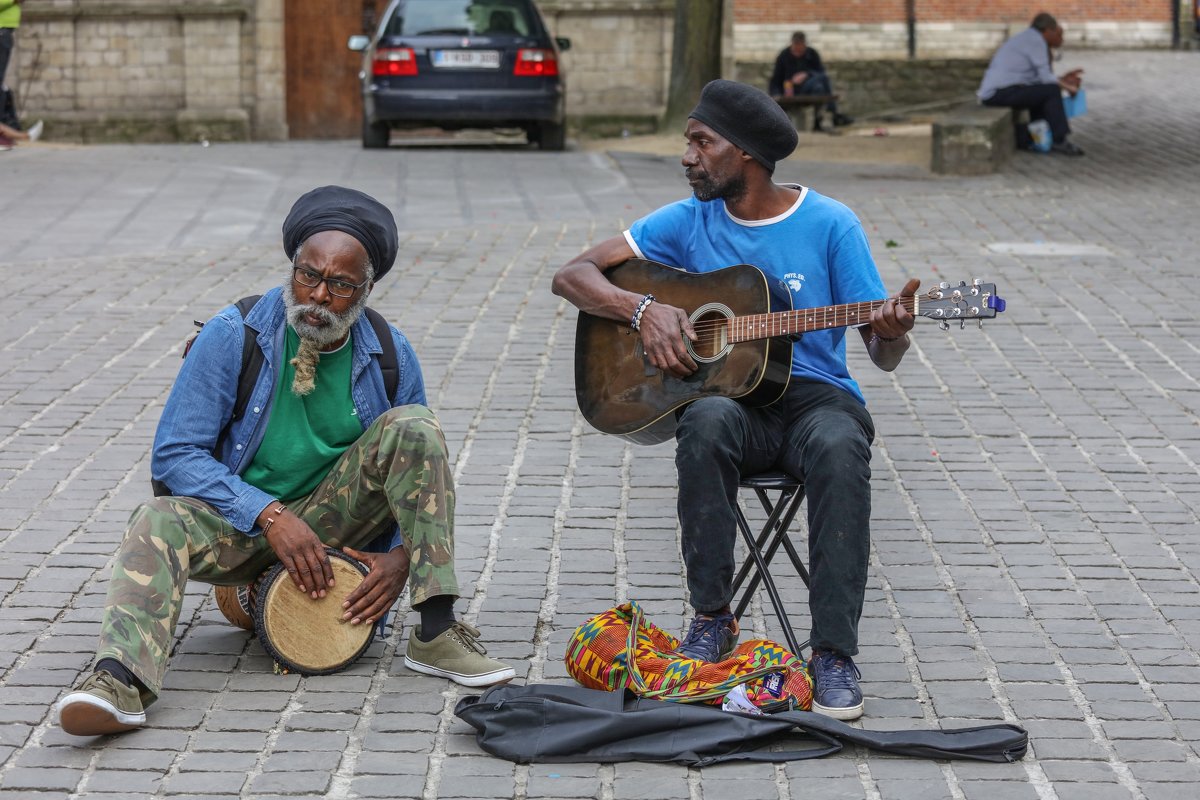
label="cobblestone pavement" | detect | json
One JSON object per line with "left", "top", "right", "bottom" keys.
{"left": 1, "top": 50, "right": 1198, "bottom": 800}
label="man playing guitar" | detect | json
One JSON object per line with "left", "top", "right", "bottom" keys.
{"left": 551, "top": 79, "right": 918, "bottom": 720}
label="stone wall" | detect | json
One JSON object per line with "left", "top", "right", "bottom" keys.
{"left": 12, "top": 0, "right": 286, "bottom": 143}
{"left": 735, "top": 20, "right": 1175, "bottom": 64}
{"left": 736, "top": 57, "right": 989, "bottom": 118}
{"left": 4, "top": 0, "right": 1182, "bottom": 143}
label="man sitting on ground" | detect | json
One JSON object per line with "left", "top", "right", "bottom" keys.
{"left": 978, "top": 12, "right": 1084, "bottom": 156}
{"left": 56, "top": 185, "right": 514, "bottom": 737}
{"left": 768, "top": 32, "right": 852, "bottom": 130}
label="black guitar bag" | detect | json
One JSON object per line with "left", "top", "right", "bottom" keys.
{"left": 456, "top": 683, "right": 1028, "bottom": 767}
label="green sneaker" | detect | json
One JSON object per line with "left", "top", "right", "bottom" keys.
{"left": 404, "top": 621, "right": 515, "bottom": 687}
{"left": 56, "top": 671, "right": 146, "bottom": 736}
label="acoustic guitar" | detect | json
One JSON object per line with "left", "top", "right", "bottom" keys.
{"left": 574, "top": 259, "right": 1005, "bottom": 445}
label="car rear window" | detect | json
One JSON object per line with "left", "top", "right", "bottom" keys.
{"left": 386, "top": 0, "right": 538, "bottom": 37}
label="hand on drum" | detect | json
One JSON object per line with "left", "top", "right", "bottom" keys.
{"left": 263, "top": 512, "right": 334, "bottom": 599}
{"left": 341, "top": 546, "right": 410, "bottom": 625}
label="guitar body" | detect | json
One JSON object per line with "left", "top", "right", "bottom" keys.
{"left": 575, "top": 260, "right": 794, "bottom": 445}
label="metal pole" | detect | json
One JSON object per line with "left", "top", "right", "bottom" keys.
{"left": 907, "top": 0, "right": 917, "bottom": 59}
{"left": 1173, "top": 0, "right": 1181, "bottom": 48}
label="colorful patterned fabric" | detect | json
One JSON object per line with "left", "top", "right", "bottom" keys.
{"left": 565, "top": 602, "right": 812, "bottom": 710}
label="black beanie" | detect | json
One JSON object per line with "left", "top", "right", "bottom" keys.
{"left": 688, "top": 79, "right": 798, "bottom": 172}
{"left": 283, "top": 186, "right": 400, "bottom": 280}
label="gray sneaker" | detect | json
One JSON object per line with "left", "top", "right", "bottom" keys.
{"left": 57, "top": 671, "right": 146, "bottom": 736}
{"left": 404, "top": 622, "right": 515, "bottom": 687}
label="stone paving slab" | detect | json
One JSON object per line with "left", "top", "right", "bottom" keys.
{"left": 1, "top": 50, "right": 1199, "bottom": 799}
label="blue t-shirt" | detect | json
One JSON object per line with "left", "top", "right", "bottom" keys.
{"left": 625, "top": 185, "right": 885, "bottom": 404}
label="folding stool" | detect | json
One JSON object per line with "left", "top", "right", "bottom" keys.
{"left": 730, "top": 470, "right": 810, "bottom": 657}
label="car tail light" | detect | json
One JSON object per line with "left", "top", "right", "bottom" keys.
{"left": 513, "top": 48, "right": 558, "bottom": 77}
{"left": 373, "top": 47, "right": 417, "bottom": 77}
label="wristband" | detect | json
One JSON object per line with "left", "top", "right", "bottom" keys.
{"left": 261, "top": 503, "right": 287, "bottom": 535}
{"left": 631, "top": 293, "right": 655, "bottom": 332}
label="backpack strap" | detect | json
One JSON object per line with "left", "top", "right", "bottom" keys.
{"left": 214, "top": 295, "right": 264, "bottom": 457}
{"left": 364, "top": 306, "right": 399, "bottom": 402}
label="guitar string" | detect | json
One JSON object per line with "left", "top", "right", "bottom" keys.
{"left": 681, "top": 298, "right": 918, "bottom": 338}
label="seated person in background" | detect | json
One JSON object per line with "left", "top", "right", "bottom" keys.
{"left": 768, "top": 31, "right": 853, "bottom": 130}
{"left": 55, "top": 185, "right": 514, "bottom": 737}
{"left": 978, "top": 12, "right": 1084, "bottom": 156}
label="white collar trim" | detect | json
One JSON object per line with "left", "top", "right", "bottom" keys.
{"left": 724, "top": 184, "right": 808, "bottom": 227}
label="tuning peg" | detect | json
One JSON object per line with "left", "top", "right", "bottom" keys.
{"left": 939, "top": 320, "right": 950, "bottom": 331}
{"left": 939, "top": 281, "right": 950, "bottom": 289}
{"left": 972, "top": 278, "right": 983, "bottom": 286}
{"left": 977, "top": 319, "right": 984, "bottom": 330}
{"left": 957, "top": 280, "right": 967, "bottom": 287}
{"left": 959, "top": 319, "right": 966, "bottom": 330}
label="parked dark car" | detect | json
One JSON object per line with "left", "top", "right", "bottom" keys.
{"left": 349, "top": 0, "right": 570, "bottom": 150}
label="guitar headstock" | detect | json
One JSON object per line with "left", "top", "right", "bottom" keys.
{"left": 918, "top": 280, "right": 1005, "bottom": 330}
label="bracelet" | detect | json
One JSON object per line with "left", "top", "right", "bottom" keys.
{"left": 871, "top": 332, "right": 902, "bottom": 344}
{"left": 260, "top": 502, "right": 286, "bottom": 535}
{"left": 631, "top": 293, "right": 655, "bottom": 331}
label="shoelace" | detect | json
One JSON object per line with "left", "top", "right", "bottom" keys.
{"left": 812, "top": 653, "right": 861, "bottom": 691}
{"left": 449, "top": 622, "right": 488, "bottom": 655}
{"left": 679, "top": 615, "right": 731, "bottom": 655}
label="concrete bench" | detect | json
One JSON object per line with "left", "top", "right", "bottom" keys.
{"left": 931, "top": 105, "right": 1014, "bottom": 175}
{"left": 775, "top": 94, "right": 838, "bottom": 132}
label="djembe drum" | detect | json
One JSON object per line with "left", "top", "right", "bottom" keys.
{"left": 214, "top": 548, "right": 373, "bottom": 676}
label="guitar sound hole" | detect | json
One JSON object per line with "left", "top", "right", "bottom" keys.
{"left": 690, "top": 309, "right": 729, "bottom": 361}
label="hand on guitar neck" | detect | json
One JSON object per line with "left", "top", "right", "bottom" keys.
{"left": 863, "top": 278, "right": 920, "bottom": 371}
{"left": 639, "top": 301, "right": 700, "bottom": 379}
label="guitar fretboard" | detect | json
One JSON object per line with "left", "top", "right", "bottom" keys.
{"left": 729, "top": 298, "right": 918, "bottom": 343}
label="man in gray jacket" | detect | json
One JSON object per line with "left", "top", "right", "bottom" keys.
{"left": 978, "top": 12, "right": 1084, "bottom": 156}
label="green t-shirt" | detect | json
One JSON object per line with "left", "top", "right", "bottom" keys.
{"left": 0, "top": 2, "right": 20, "bottom": 28}
{"left": 243, "top": 327, "right": 362, "bottom": 503}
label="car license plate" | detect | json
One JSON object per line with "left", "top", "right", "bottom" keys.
{"left": 431, "top": 50, "right": 500, "bottom": 69}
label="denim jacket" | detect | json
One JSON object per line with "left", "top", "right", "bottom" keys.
{"left": 151, "top": 287, "right": 426, "bottom": 553}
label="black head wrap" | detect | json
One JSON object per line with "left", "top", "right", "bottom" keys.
{"left": 282, "top": 185, "right": 399, "bottom": 280}
{"left": 688, "top": 79, "right": 798, "bottom": 172}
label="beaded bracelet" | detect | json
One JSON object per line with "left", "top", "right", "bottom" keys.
{"left": 631, "top": 293, "right": 655, "bottom": 331}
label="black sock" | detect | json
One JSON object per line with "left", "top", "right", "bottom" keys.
{"left": 95, "top": 658, "right": 136, "bottom": 688}
{"left": 414, "top": 595, "right": 456, "bottom": 642}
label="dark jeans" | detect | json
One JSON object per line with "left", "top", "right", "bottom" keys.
{"left": 0, "top": 28, "right": 16, "bottom": 129}
{"left": 675, "top": 380, "right": 875, "bottom": 656}
{"left": 983, "top": 82, "right": 1070, "bottom": 144}
{"left": 797, "top": 72, "right": 839, "bottom": 114}
{"left": 0, "top": 28, "right": 12, "bottom": 86}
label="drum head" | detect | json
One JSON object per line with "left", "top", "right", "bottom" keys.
{"left": 254, "top": 549, "right": 373, "bottom": 676}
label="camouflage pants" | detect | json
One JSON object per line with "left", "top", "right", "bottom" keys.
{"left": 96, "top": 405, "right": 459, "bottom": 703}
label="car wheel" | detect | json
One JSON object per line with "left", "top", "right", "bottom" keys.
{"left": 362, "top": 117, "right": 389, "bottom": 149}
{"left": 537, "top": 120, "right": 566, "bottom": 151}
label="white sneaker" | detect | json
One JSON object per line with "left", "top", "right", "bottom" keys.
{"left": 27, "top": 120, "right": 44, "bottom": 142}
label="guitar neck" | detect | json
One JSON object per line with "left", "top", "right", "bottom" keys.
{"left": 729, "top": 297, "right": 917, "bottom": 343}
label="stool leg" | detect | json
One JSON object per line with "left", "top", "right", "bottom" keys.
{"left": 732, "top": 492, "right": 806, "bottom": 657}
{"left": 732, "top": 487, "right": 798, "bottom": 599}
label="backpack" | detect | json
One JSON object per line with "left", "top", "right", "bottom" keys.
{"left": 456, "top": 683, "right": 1029, "bottom": 767}
{"left": 151, "top": 295, "right": 399, "bottom": 497}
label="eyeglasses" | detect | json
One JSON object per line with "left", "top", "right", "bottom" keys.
{"left": 292, "top": 266, "right": 368, "bottom": 298}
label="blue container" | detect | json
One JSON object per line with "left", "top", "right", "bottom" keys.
{"left": 1063, "top": 88, "right": 1087, "bottom": 118}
